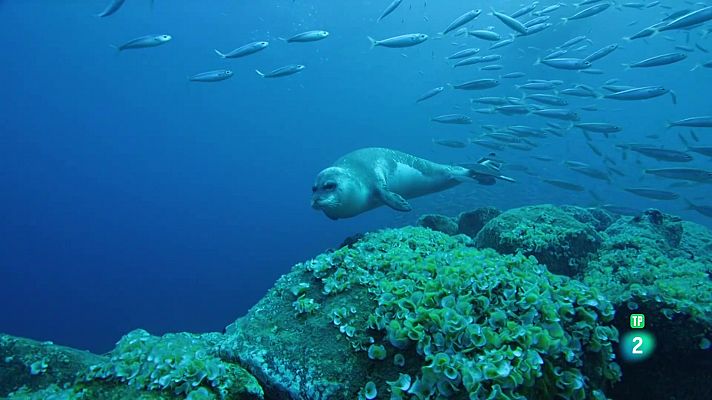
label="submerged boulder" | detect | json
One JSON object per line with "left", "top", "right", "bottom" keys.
{"left": 456, "top": 206, "right": 501, "bottom": 238}
{"left": 220, "top": 227, "right": 620, "bottom": 400}
{"left": 415, "top": 214, "right": 458, "bottom": 236}
{"left": 474, "top": 204, "right": 603, "bottom": 276}
{"left": 584, "top": 210, "right": 712, "bottom": 400}
{"left": 0, "top": 334, "right": 104, "bottom": 397}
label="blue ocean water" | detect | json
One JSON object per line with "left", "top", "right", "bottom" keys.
{"left": 0, "top": 0, "right": 710, "bottom": 353}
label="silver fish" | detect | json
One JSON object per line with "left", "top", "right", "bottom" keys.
{"left": 603, "top": 86, "right": 669, "bottom": 100}
{"left": 625, "top": 53, "right": 687, "bottom": 68}
{"left": 623, "top": 145, "right": 693, "bottom": 162}
{"left": 490, "top": 37, "right": 516, "bottom": 50}
{"left": 668, "top": 116, "right": 712, "bottom": 128}
{"left": 432, "top": 114, "right": 472, "bottom": 124}
{"left": 189, "top": 69, "right": 234, "bottom": 82}
{"left": 283, "top": 31, "right": 329, "bottom": 43}
{"left": 368, "top": 33, "right": 428, "bottom": 48}
{"left": 114, "top": 34, "right": 172, "bottom": 51}
{"left": 542, "top": 179, "right": 585, "bottom": 191}
{"left": 526, "top": 94, "right": 568, "bottom": 106}
{"left": 685, "top": 199, "right": 712, "bottom": 217}
{"left": 538, "top": 57, "right": 592, "bottom": 70}
{"left": 452, "top": 78, "right": 499, "bottom": 90}
{"left": 511, "top": 2, "right": 540, "bottom": 19}
{"left": 532, "top": 109, "right": 580, "bottom": 121}
{"left": 433, "top": 139, "right": 467, "bottom": 148}
{"left": 255, "top": 64, "right": 305, "bottom": 78}
{"left": 645, "top": 168, "right": 712, "bottom": 182}
{"left": 584, "top": 44, "right": 619, "bottom": 62}
{"left": 659, "top": 6, "right": 712, "bottom": 32}
{"left": 624, "top": 188, "right": 679, "bottom": 200}
{"left": 468, "top": 30, "right": 502, "bottom": 41}
{"left": 574, "top": 123, "right": 622, "bottom": 133}
{"left": 416, "top": 86, "right": 445, "bottom": 103}
{"left": 97, "top": 0, "right": 126, "bottom": 17}
{"left": 377, "top": 0, "right": 403, "bottom": 22}
{"left": 490, "top": 8, "right": 529, "bottom": 34}
{"left": 501, "top": 72, "right": 526, "bottom": 78}
{"left": 447, "top": 48, "right": 480, "bottom": 59}
{"left": 562, "top": 3, "right": 611, "bottom": 23}
{"left": 443, "top": 10, "right": 482, "bottom": 34}
{"left": 214, "top": 41, "right": 269, "bottom": 58}
{"left": 524, "top": 16, "right": 551, "bottom": 27}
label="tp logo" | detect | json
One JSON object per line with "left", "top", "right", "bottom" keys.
{"left": 621, "top": 314, "right": 656, "bottom": 362}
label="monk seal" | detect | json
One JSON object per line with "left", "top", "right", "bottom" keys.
{"left": 311, "top": 147, "right": 514, "bottom": 220}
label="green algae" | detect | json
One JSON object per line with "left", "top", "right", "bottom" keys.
{"left": 294, "top": 227, "right": 619, "bottom": 399}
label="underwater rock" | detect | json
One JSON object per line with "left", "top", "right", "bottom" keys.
{"left": 474, "top": 204, "right": 603, "bottom": 276}
{"left": 559, "top": 205, "right": 617, "bottom": 231}
{"left": 456, "top": 206, "right": 501, "bottom": 238}
{"left": 415, "top": 213, "right": 459, "bottom": 235}
{"left": 220, "top": 227, "right": 620, "bottom": 400}
{"left": 603, "top": 208, "right": 684, "bottom": 254}
{"left": 0, "top": 331, "right": 263, "bottom": 400}
{"left": 584, "top": 212, "right": 712, "bottom": 400}
{"left": 0, "top": 334, "right": 105, "bottom": 397}
{"left": 679, "top": 220, "right": 712, "bottom": 263}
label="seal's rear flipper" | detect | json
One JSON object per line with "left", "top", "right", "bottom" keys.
{"left": 378, "top": 189, "right": 412, "bottom": 212}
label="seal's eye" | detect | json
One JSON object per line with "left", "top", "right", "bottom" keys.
{"left": 323, "top": 182, "right": 337, "bottom": 190}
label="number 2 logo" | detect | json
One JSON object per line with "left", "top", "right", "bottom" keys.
{"left": 632, "top": 336, "right": 643, "bottom": 354}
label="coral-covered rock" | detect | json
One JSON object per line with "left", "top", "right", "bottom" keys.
{"left": 456, "top": 206, "right": 501, "bottom": 238}
{"left": 0, "top": 335, "right": 104, "bottom": 397}
{"left": 475, "top": 204, "right": 603, "bottom": 276}
{"left": 220, "top": 227, "right": 620, "bottom": 400}
{"left": 415, "top": 214, "right": 459, "bottom": 236}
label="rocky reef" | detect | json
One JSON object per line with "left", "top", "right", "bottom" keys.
{"left": 1, "top": 205, "right": 710, "bottom": 400}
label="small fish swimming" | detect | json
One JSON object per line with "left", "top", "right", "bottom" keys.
{"left": 501, "top": 72, "right": 526, "bottom": 78}
{"left": 97, "top": 0, "right": 126, "bottom": 17}
{"left": 526, "top": 94, "right": 568, "bottom": 106}
{"left": 584, "top": 44, "right": 619, "bottom": 62}
{"left": 537, "top": 57, "right": 592, "bottom": 70}
{"left": 452, "top": 78, "right": 499, "bottom": 90}
{"left": 624, "top": 53, "right": 687, "bottom": 69}
{"left": 685, "top": 198, "right": 712, "bottom": 218}
{"left": 645, "top": 168, "right": 712, "bottom": 182}
{"left": 416, "top": 86, "right": 445, "bottom": 103}
{"left": 377, "top": 0, "right": 403, "bottom": 22}
{"left": 432, "top": 114, "right": 472, "bottom": 124}
{"left": 562, "top": 3, "right": 611, "bottom": 23}
{"left": 283, "top": 30, "right": 329, "bottom": 43}
{"left": 603, "top": 86, "right": 669, "bottom": 100}
{"left": 468, "top": 30, "right": 502, "bottom": 41}
{"left": 443, "top": 10, "right": 482, "bottom": 35}
{"left": 114, "top": 34, "right": 172, "bottom": 51}
{"left": 511, "top": 2, "right": 540, "bottom": 19}
{"left": 532, "top": 108, "right": 580, "bottom": 121}
{"left": 189, "top": 69, "right": 234, "bottom": 82}
{"left": 658, "top": 6, "right": 712, "bottom": 32}
{"left": 447, "top": 48, "right": 480, "bottom": 59}
{"left": 214, "top": 41, "right": 269, "bottom": 58}
{"left": 624, "top": 188, "right": 679, "bottom": 200}
{"left": 622, "top": 145, "right": 693, "bottom": 162}
{"left": 668, "top": 116, "right": 712, "bottom": 128}
{"left": 574, "top": 122, "right": 622, "bottom": 134}
{"left": 368, "top": 33, "right": 428, "bottom": 48}
{"left": 542, "top": 178, "right": 585, "bottom": 191}
{"left": 255, "top": 64, "right": 305, "bottom": 78}
{"left": 490, "top": 8, "right": 529, "bottom": 34}
{"left": 433, "top": 139, "right": 467, "bottom": 148}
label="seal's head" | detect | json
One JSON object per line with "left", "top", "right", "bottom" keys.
{"left": 311, "top": 167, "right": 368, "bottom": 220}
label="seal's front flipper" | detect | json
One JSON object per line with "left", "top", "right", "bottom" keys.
{"left": 378, "top": 189, "right": 412, "bottom": 212}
